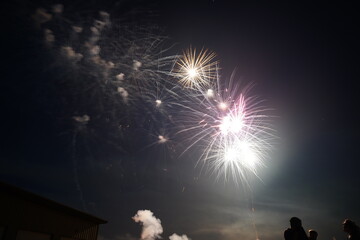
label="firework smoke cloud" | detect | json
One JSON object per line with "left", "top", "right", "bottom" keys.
{"left": 169, "top": 234, "right": 190, "bottom": 240}
{"left": 133, "top": 210, "right": 191, "bottom": 240}
{"left": 133, "top": 210, "right": 163, "bottom": 240}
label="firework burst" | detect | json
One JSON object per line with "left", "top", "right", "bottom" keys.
{"left": 172, "top": 47, "right": 218, "bottom": 91}
{"left": 32, "top": 1, "right": 275, "bottom": 188}
{"left": 174, "top": 71, "right": 275, "bottom": 186}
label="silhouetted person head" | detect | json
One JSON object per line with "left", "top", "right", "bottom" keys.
{"left": 290, "top": 217, "right": 303, "bottom": 229}
{"left": 284, "top": 217, "right": 308, "bottom": 240}
{"left": 343, "top": 219, "right": 360, "bottom": 240}
{"left": 308, "top": 230, "right": 318, "bottom": 240}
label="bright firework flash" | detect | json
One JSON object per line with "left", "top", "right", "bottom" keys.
{"left": 171, "top": 47, "right": 218, "bottom": 92}
{"left": 174, "top": 70, "right": 276, "bottom": 188}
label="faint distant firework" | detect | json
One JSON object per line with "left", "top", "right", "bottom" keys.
{"left": 30, "top": 3, "right": 182, "bottom": 208}
{"left": 32, "top": 4, "right": 177, "bottom": 143}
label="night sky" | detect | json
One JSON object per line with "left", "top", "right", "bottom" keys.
{"left": 1, "top": 1, "right": 359, "bottom": 240}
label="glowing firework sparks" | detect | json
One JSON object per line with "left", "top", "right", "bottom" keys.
{"left": 33, "top": 0, "right": 274, "bottom": 187}
{"left": 206, "top": 89, "right": 215, "bottom": 98}
{"left": 158, "top": 135, "right": 168, "bottom": 144}
{"left": 210, "top": 103, "right": 273, "bottom": 186}
{"left": 172, "top": 47, "right": 218, "bottom": 91}
{"left": 222, "top": 139, "right": 260, "bottom": 175}
{"left": 218, "top": 102, "right": 228, "bottom": 111}
{"left": 174, "top": 74, "right": 275, "bottom": 186}
{"left": 207, "top": 131, "right": 268, "bottom": 187}
{"left": 218, "top": 95, "right": 246, "bottom": 135}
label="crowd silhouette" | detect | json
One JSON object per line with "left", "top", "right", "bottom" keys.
{"left": 284, "top": 217, "right": 360, "bottom": 240}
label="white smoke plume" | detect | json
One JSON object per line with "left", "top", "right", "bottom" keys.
{"left": 169, "top": 234, "right": 190, "bottom": 240}
{"left": 132, "top": 210, "right": 163, "bottom": 240}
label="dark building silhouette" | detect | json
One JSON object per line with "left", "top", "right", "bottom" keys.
{"left": 0, "top": 181, "right": 107, "bottom": 240}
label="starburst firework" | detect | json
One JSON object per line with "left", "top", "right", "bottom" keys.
{"left": 172, "top": 47, "right": 218, "bottom": 91}
{"left": 174, "top": 70, "right": 275, "bottom": 186}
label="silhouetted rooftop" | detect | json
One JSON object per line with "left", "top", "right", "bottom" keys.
{"left": 0, "top": 181, "right": 107, "bottom": 224}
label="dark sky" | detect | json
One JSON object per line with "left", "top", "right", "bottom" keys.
{"left": 1, "top": 1, "right": 359, "bottom": 240}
